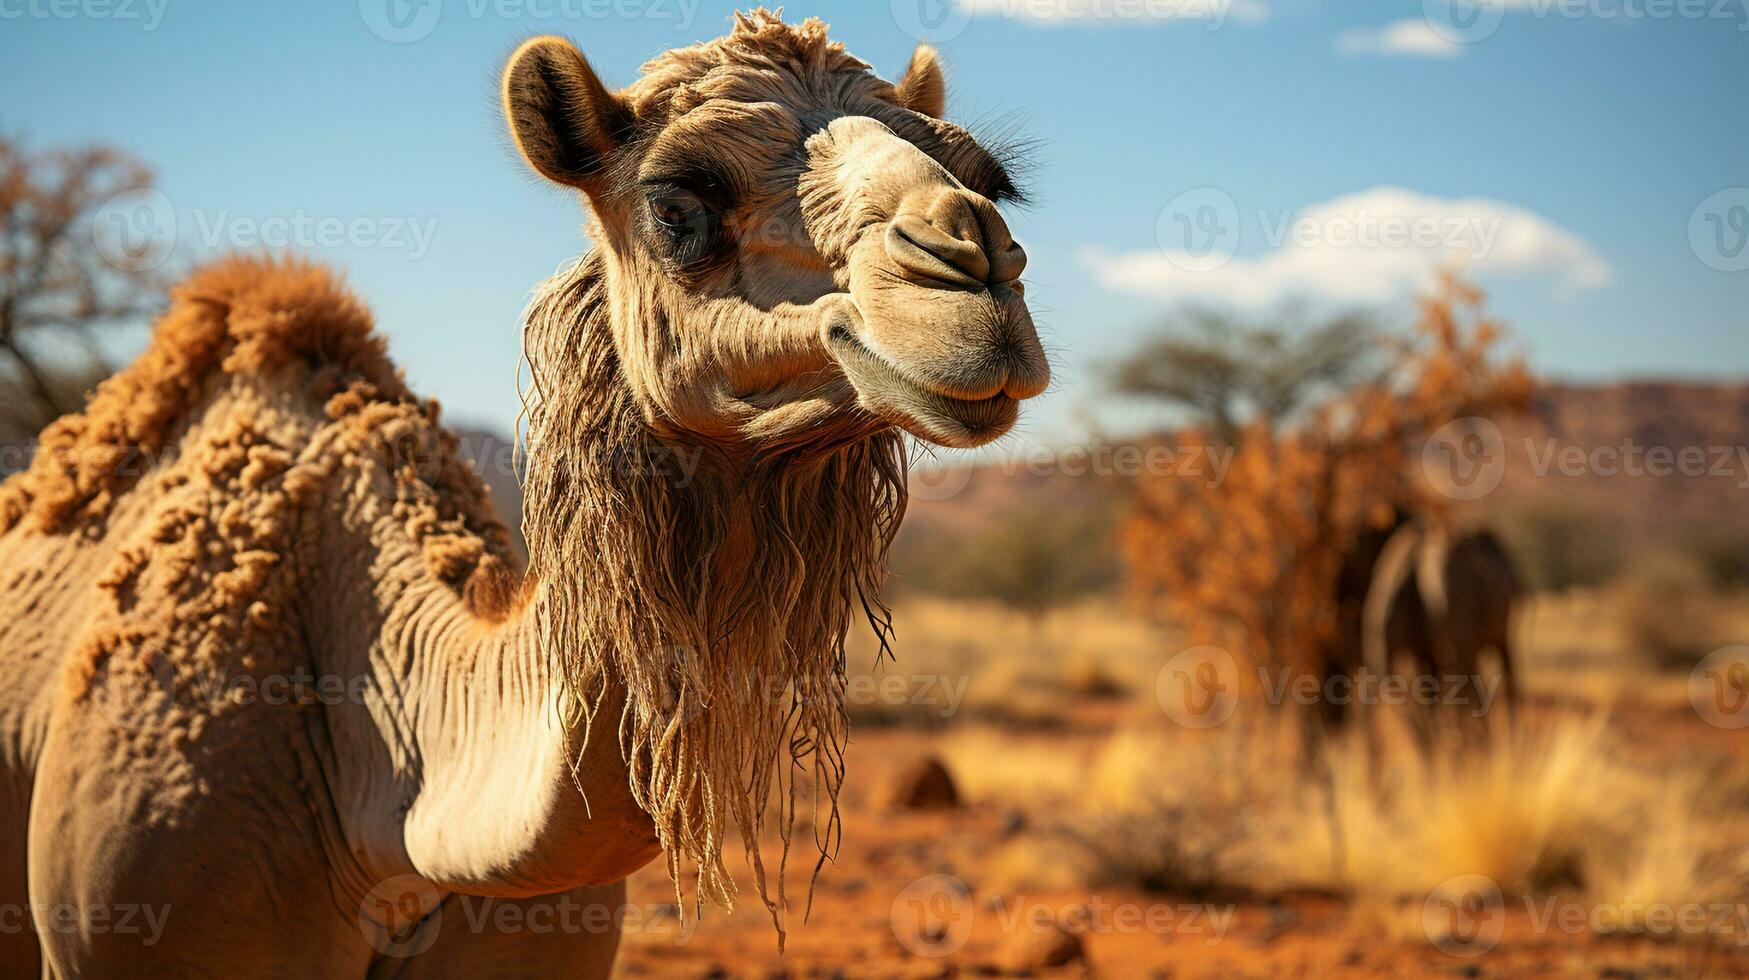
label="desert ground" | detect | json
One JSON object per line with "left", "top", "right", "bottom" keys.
{"left": 614, "top": 594, "right": 1749, "bottom": 979}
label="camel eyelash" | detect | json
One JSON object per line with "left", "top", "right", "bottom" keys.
{"left": 639, "top": 183, "right": 732, "bottom": 277}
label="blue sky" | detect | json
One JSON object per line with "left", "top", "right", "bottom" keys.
{"left": 3, "top": 0, "right": 1744, "bottom": 445}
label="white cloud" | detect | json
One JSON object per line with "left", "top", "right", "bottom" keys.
{"left": 1335, "top": 19, "right": 1464, "bottom": 58}
{"left": 958, "top": 0, "right": 1269, "bottom": 27}
{"left": 1090, "top": 186, "right": 1612, "bottom": 308}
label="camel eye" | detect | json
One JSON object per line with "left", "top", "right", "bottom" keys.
{"left": 650, "top": 188, "right": 705, "bottom": 228}
{"left": 647, "top": 186, "right": 720, "bottom": 266}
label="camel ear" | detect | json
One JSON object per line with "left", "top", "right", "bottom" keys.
{"left": 502, "top": 36, "right": 633, "bottom": 190}
{"left": 894, "top": 44, "right": 946, "bottom": 119}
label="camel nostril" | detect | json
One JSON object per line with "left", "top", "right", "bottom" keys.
{"left": 886, "top": 188, "right": 1025, "bottom": 289}
{"left": 991, "top": 241, "right": 1027, "bottom": 285}
{"left": 886, "top": 215, "right": 989, "bottom": 288}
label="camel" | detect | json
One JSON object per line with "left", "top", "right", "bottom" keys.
{"left": 0, "top": 12, "right": 1048, "bottom": 977}
{"left": 1361, "top": 519, "right": 1522, "bottom": 718}
{"left": 1310, "top": 513, "right": 1410, "bottom": 734}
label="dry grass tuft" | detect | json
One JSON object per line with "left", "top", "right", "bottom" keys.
{"left": 1292, "top": 712, "right": 1620, "bottom": 897}
{"left": 988, "top": 705, "right": 1749, "bottom": 949}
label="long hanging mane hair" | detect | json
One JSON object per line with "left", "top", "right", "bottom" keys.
{"left": 517, "top": 250, "right": 907, "bottom": 929}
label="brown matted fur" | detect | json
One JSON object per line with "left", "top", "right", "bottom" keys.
{"left": 519, "top": 250, "right": 907, "bottom": 921}
{"left": 0, "top": 257, "right": 517, "bottom": 625}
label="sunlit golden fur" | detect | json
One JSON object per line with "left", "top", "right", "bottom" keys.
{"left": 0, "top": 255, "right": 516, "bottom": 617}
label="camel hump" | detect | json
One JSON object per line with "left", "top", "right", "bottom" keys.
{"left": 1, "top": 255, "right": 411, "bottom": 535}
{"left": 157, "top": 254, "right": 404, "bottom": 391}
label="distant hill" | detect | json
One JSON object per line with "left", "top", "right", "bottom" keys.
{"left": 452, "top": 427, "right": 526, "bottom": 563}
{"left": 1490, "top": 381, "right": 1749, "bottom": 543}
{"left": 894, "top": 381, "right": 1749, "bottom": 584}
{"left": 415, "top": 383, "right": 1749, "bottom": 593}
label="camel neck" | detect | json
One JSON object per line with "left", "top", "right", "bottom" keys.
{"left": 304, "top": 458, "right": 662, "bottom": 900}
{"left": 390, "top": 593, "right": 660, "bottom": 896}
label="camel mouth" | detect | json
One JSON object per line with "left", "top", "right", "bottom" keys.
{"left": 825, "top": 322, "right": 1019, "bottom": 449}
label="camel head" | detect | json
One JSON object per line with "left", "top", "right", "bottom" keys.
{"left": 500, "top": 12, "right": 1049, "bottom": 920}
{"left": 501, "top": 11, "right": 1048, "bottom": 451}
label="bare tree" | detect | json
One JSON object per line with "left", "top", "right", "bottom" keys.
{"left": 1111, "top": 307, "right": 1382, "bottom": 443}
{"left": 0, "top": 138, "right": 167, "bottom": 443}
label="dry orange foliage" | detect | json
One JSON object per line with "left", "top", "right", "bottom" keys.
{"left": 1122, "top": 274, "right": 1534, "bottom": 684}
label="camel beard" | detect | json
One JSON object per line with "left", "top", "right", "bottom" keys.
{"left": 519, "top": 254, "right": 906, "bottom": 929}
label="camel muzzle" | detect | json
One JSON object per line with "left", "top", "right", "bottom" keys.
{"left": 801, "top": 118, "right": 1050, "bottom": 447}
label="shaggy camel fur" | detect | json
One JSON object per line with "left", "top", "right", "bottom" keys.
{"left": 0, "top": 12, "right": 1047, "bottom": 976}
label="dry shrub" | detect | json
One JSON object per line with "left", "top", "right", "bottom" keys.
{"left": 1061, "top": 654, "right": 1131, "bottom": 700}
{"left": 1616, "top": 550, "right": 1730, "bottom": 671}
{"left": 1058, "top": 805, "right": 1241, "bottom": 898}
{"left": 1121, "top": 274, "right": 1532, "bottom": 687}
{"left": 847, "top": 596, "right": 1167, "bottom": 729}
{"left": 1287, "top": 713, "right": 1619, "bottom": 897}
{"left": 935, "top": 728, "right": 1098, "bottom": 805}
{"left": 890, "top": 497, "right": 1121, "bottom": 618}
{"left": 1683, "top": 526, "right": 1749, "bottom": 590}
{"left": 840, "top": 675, "right": 949, "bottom": 729}
{"left": 1005, "top": 716, "right": 1302, "bottom": 897}
{"left": 1497, "top": 499, "right": 1625, "bottom": 592}
{"left": 1267, "top": 713, "right": 1749, "bottom": 945}
{"left": 1011, "top": 710, "right": 1748, "bottom": 947}
{"left": 1583, "top": 779, "right": 1739, "bottom": 937}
